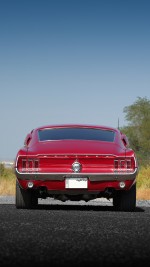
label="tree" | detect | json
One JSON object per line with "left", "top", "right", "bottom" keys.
{"left": 121, "top": 97, "right": 150, "bottom": 165}
{"left": 0, "top": 163, "right": 5, "bottom": 176}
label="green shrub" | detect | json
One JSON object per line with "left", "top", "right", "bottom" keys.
{"left": 0, "top": 164, "right": 16, "bottom": 180}
{"left": 0, "top": 163, "right": 5, "bottom": 176}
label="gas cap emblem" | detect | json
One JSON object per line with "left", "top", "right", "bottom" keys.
{"left": 72, "top": 160, "right": 82, "bottom": 173}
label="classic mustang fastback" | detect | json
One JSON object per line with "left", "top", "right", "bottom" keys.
{"left": 15, "top": 124, "right": 138, "bottom": 211}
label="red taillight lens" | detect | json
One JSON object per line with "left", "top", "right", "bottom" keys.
{"left": 120, "top": 160, "right": 126, "bottom": 169}
{"left": 114, "top": 158, "right": 134, "bottom": 172}
{"left": 114, "top": 160, "right": 119, "bottom": 169}
{"left": 28, "top": 160, "right": 33, "bottom": 169}
{"left": 126, "top": 160, "right": 131, "bottom": 169}
{"left": 17, "top": 158, "right": 39, "bottom": 172}
{"left": 34, "top": 160, "right": 39, "bottom": 169}
{"left": 22, "top": 159, "right": 27, "bottom": 170}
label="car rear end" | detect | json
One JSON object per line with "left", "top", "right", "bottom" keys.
{"left": 15, "top": 125, "right": 138, "bottom": 211}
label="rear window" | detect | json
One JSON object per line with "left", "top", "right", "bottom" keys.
{"left": 38, "top": 128, "right": 115, "bottom": 142}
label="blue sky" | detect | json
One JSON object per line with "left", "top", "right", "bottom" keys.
{"left": 0, "top": 0, "right": 150, "bottom": 161}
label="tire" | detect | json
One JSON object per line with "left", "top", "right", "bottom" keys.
{"left": 16, "top": 181, "right": 38, "bottom": 209}
{"left": 113, "top": 183, "right": 136, "bottom": 212}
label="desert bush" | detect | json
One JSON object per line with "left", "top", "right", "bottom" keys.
{"left": 0, "top": 165, "right": 16, "bottom": 195}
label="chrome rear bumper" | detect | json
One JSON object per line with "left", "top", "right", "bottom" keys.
{"left": 15, "top": 168, "right": 138, "bottom": 181}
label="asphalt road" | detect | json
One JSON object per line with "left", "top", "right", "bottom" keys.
{"left": 0, "top": 198, "right": 150, "bottom": 267}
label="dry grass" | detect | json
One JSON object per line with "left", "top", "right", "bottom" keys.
{"left": 137, "top": 165, "right": 150, "bottom": 189}
{"left": 136, "top": 189, "right": 150, "bottom": 200}
{"left": 0, "top": 178, "right": 15, "bottom": 195}
{"left": 136, "top": 165, "right": 150, "bottom": 199}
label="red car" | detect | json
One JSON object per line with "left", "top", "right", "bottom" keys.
{"left": 15, "top": 124, "right": 138, "bottom": 211}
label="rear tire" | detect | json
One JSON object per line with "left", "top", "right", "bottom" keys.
{"left": 16, "top": 181, "right": 38, "bottom": 209}
{"left": 113, "top": 183, "right": 136, "bottom": 212}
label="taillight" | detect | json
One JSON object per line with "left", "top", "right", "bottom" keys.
{"left": 17, "top": 158, "right": 40, "bottom": 172}
{"left": 114, "top": 158, "right": 134, "bottom": 173}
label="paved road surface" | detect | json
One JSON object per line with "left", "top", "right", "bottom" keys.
{"left": 0, "top": 197, "right": 150, "bottom": 267}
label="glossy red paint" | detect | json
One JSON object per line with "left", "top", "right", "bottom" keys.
{"left": 15, "top": 124, "right": 138, "bottom": 211}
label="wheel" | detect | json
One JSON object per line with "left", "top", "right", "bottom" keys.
{"left": 16, "top": 181, "right": 38, "bottom": 209}
{"left": 113, "top": 183, "right": 136, "bottom": 212}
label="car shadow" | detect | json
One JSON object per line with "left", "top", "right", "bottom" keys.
{"left": 35, "top": 203, "right": 144, "bottom": 212}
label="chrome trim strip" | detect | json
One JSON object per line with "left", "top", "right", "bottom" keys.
{"left": 15, "top": 168, "right": 138, "bottom": 181}
{"left": 16, "top": 153, "right": 124, "bottom": 158}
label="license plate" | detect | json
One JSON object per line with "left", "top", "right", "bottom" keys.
{"left": 65, "top": 178, "right": 88, "bottom": 189}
